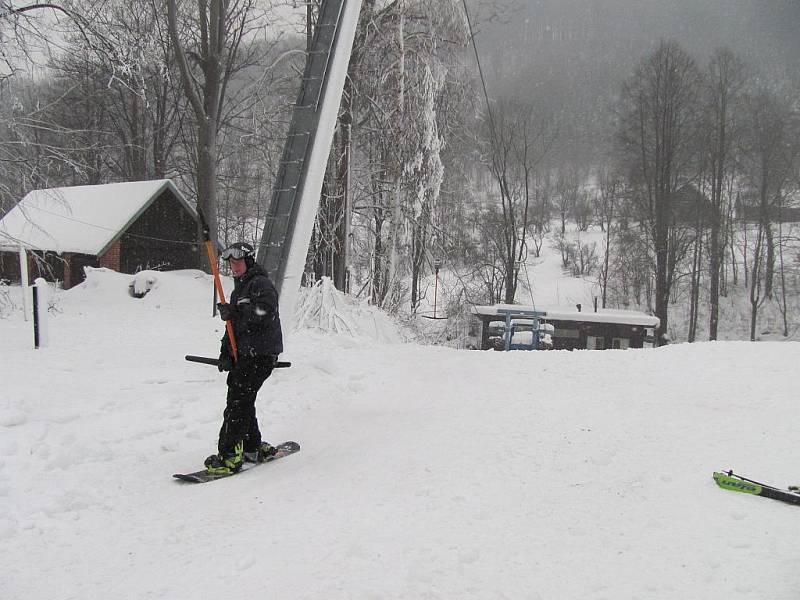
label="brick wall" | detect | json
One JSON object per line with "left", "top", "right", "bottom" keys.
{"left": 99, "top": 241, "right": 121, "bottom": 271}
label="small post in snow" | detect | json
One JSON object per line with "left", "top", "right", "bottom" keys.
{"left": 32, "top": 278, "right": 49, "bottom": 348}
{"left": 212, "top": 281, "right": 218, "bottom": 317}
{"left": 32, "top": 285, "right": 39, "bottom": 348}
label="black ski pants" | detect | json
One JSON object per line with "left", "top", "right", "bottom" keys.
{"left": 217, "top": 355, "right": 275, "bottom": 456}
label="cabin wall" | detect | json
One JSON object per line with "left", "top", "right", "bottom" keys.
{"left": 119, "top": 191, "right": 201, "bottom": 274}
{"left": 476, "top": 315, "right": 650, "bottom": 351}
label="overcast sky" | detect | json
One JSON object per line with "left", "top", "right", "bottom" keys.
{"left": 464, "top": 0, "right": 800, "bottom": 166}
{"left": 474, "top": 0, "right": 800, "bottom": 79}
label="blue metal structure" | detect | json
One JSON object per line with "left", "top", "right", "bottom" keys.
{"left": 496, "top": 307, "right": 547, "bottom": 351}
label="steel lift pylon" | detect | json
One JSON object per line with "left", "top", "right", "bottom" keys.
{"left": 256, "top": 0, "right": 362, "bottom": 324}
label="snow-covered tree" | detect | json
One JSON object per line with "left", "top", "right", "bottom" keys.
{"left": 347, "top": 0, "right": 468, "bottom": 311}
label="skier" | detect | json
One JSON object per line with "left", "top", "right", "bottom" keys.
{"left": 204, "top": 242, "right": 284, "bottom": 475}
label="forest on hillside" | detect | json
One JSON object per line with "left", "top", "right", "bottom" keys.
{"left": 1, "top": 0, "right": 799, "bottom": 344}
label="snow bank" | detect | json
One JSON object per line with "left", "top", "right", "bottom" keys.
{"left": 71, "top": 267, "right": 216, "bottom": 313}
{"left": 65, "top": 268, "right": 405, "bottom": 346}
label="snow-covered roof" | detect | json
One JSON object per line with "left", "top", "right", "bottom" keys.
{"left": 542, "top": 308, "right": 660, "bottom": 328}
{"left": 472, "top": 303, "right": 660, "bottom": 328}
{"left": 0, "top": 179, "right": 194, "bottom": 256}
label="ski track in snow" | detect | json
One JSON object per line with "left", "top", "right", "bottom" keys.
{"left": 1, "top": 270, "right": 799, "bottom": 599}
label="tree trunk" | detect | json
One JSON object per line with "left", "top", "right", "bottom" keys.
{"left": 688, "top": 230, "right": 702, "bottom": 342}
{"left": 371, "top": 212, "right": 386, "bottom": 306}
{"left": 333, "top": 80, "right": 353, "bottom": 292}
{"left": 749, "top": 224, "right": 764, "bottom": 341}
{"left": 778, "top": 220, "right": 789, "bottom": 337}
{"left": 764, "top": 221, "right": 775, "bottom": 299}
{"left": 706, "top": 48, "right": 743, "bottom": 339}
{"left": 708, "top": 218, "right": 720, "bottom": 339}
{"left": 654, "top": 192, "right": 670, "bottom": 345}
{"left": 601, "top": 222, "right": 611, "bottom": 309}
{"left": 409, "top": 206, "right": 428, "bottom": 313}
{"left": 196, "top": 120, "right": 219, "bottom": 242}
{"left": 167, "top": 0, "right": 228, "bottom": 249}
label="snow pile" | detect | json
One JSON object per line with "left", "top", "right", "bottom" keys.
{"left": 74, "top": 267, "right": 214, "bottom": 311}
{"left": 294, "top": 276, "right": 405, "bottom": 343}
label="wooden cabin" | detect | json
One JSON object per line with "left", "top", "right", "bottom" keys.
{"left": 471, "top": 304, "right": 660, "bottom": 351}
{"left": 0, "top": 180, "right": 200, "bottom": 289}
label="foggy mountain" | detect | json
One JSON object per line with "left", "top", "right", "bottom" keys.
{"left": 470, "top": 0, "right": 800, "bottom": 165}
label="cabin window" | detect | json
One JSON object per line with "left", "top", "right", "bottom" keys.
{"left": 554, "top": 328, "right": 580, "bottom": 339}
{"left": 587, "top": 335, "right": 605, "bottom": 350}
{"left": 612, "top": 338, "right": 630, "bottom": 350}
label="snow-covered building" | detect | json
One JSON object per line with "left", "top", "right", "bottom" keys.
{"left": 0, "top": 180, "right": 200, "bottom": 289}
{"left": 471, "top": 304, "right": 660, "bottom": 351}
{"left": 735, "top": 187, "right": 800, "bottom": 223}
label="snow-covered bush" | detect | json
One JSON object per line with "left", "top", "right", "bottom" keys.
{"left": 567, "top": 241, "right": 599, "bottom": 276}
{"left": 0, "top": 279, "right": 14, "bottom": 319}
{"left": 294, "top": 277, "right": 406, "bottom": 343}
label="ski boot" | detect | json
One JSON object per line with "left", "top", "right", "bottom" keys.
{"left": 243, "top": 442, "right": 277, "bottom": 464}
{"left": 204, "top": 442, "right": 244, "bottom": 475}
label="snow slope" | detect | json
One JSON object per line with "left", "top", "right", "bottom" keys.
{"left": 1, "top": 270, "right": 799, "bottom": 599}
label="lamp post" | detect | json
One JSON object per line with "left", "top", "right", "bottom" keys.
{"left": 433, "top": 258, "right": 443, "bottom": 318}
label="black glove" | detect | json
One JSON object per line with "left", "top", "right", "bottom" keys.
{"left": 217, "top": 352, "right": 235, "bottom": 372}
{"left": 217, "top": 302, "right": 239, "bottom": 321}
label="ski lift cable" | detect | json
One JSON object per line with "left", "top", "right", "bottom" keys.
{"left": 524, "top": 261, "right": 536, "bottom": 309}
{"left": 461, "top": 0, "right": 500, "bottom": 157}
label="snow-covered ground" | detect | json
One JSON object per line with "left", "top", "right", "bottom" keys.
{"left": 2, "top": 269, "right": 800, "bottom": 599}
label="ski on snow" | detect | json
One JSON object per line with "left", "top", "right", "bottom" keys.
{"left": 713, "top": 470, "right": 800, "bottom": 506}
{"left": 174, "top": 441, "right": 300, "bottom": 483}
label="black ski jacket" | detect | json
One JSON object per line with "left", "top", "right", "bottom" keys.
{"left": 221, "top": 264, "right": 283, "bottom": 358}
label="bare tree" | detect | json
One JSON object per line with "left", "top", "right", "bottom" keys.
{"left": 616, "top": 40, "right": 702, "bottom": 344}
{"left": 87, "top": 0, "right": 187, "bottom": 180}
{"left": 738, "top": 84, "right": 799, "bottom": 301}
{"left": 479, "top": 94, "right": 558, "bottom": 303}
{"left": 774, "top": 201, "right": 794, "bottom": 337}
{"left": 465, "top": 201, "right": 509, "bottom": 305}
{"left": 596, "top": 167, "right": 622, "bottom": 308}
{"left": 166, "top": 0, "right": 262, "bottom": 242}
{"left": 524, "top": 170, "right": 553, "bottom": 257}
{"left": 702, "top": 47, "right": 747, "bottom": 340}
{"left": 748, "top": 221, "right": 767, "bottom": 340}
{"left": 686, "top": 201, "right": 704, "bottom": 342}
{"left": 0, "top": 1, "right": 97, "bottom": 205}
{"left": 554, "top": 167, "right": 582, "bottom": 235}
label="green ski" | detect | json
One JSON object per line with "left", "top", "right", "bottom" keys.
{"left": 713, "top": 470, "right": 800, "bottom": 506}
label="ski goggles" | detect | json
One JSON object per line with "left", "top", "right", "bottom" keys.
{"left": 220, "top": 246, "right": 253, "bottom": 260}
